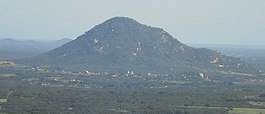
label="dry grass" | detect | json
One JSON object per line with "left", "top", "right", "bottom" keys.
{"left": 0, "top": 99, "right": 7, "bottom": 104}
{"left": 228, "top": 108, "right": 265, "bottom": 114}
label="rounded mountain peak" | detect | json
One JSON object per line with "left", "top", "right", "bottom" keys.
{"left": 83, "top": 16, "right": 165, "bottom": 37}
{"left": 105, "top": 17, "right": 139, "bottom": 24}
{"left": 77, "top": 17, "right": 180, "bottom": 48}
{"left": 92, "top": 16, "right": 143, "bottom": 31}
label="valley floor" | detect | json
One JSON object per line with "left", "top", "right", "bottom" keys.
{"left": 0, "top": 62, "right": 265, "bottom": 114}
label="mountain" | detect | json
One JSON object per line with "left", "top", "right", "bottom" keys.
{"left": 55, "top": 38, "right": 72, "bottom": 44}
{"left": 21, "top": 17, "right": 256, "bottom": 75}
{"left": 0, "top": 38, "right": 72, "bottom": 60}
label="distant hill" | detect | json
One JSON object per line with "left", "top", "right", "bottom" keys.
{"left": 189, "top": 43, "right": 265, "bottom": 58}
{"left": 21, "top": 17, "right": 256, "bottom": 75}
{"left": 189, "top": 43, "right": 265, "bottom": 71}
{"left": 0, "top": 38, "right": 72, "bottom": 60}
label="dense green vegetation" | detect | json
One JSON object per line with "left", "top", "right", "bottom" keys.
{"left": 0, "top": 62, "right": 265, "bottom": 114}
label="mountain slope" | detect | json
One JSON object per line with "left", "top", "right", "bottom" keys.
{"left": 22, "top": 17, "right": 255, "bottom": 74}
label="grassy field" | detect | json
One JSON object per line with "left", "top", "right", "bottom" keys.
{"left": 177, "top": 106, "right": 229, "bottom": 114}
{"left": 0, "top": 74, "right": 17, "bottom": 78}
{"left": 229, "top": 108, "right": 265, "bottom": 114}
{"left": 0, "top": 61, "right": 29, "bottom": 68}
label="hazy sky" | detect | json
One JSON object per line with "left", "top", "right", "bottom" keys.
{"left": 0, "top": 0, "right": 265, "bottom": 45}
